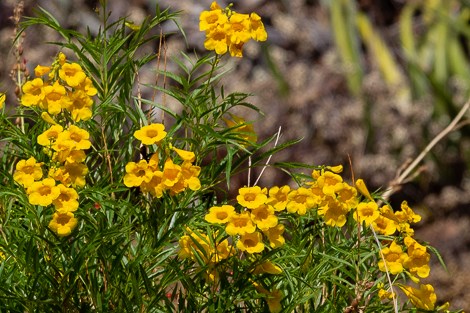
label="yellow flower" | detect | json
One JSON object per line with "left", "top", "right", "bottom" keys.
{"left": 34, "top": 65, "right": 51, "bottom": 76}
{"left": 316, "top": 171, "right": 343, "bottom": 197}
{"left": 59, "top": 62, "right": 86, "bottom": 87}
{"left": 398, "top": 284, "right": 436, "bottom": 311}
{"left": 140, "top": 171, "right": 165, "bottom": 198}
{"left": 317, "top": 196, "right": 350, "bottom": 227}
{"left": 172, "top": 147, "right": 196, "bottom": 162}
{"left": 62, "top": 162, "right": 88, "bottom": 188}
{"left": 335, "top": 182, "right": 358, "bottom": 209}
{"left": 378, "top": 241, "right": 408, "bottom": 275}
{"left": 353, "top": 201, "right": 379, "bottom": 226}
{"left": 42, "top": 80, "right": 69, "bottom": 115}
{"left": 199, "top": 7, "right": 228, "bottom": 31}
{"left": 228, "top": 41, "right": 245, "bottom": 57}
{"left": 27, "top": 178, "right": 61, "bottom": 206}
{"left": 225, "top": 212, "right": 256, "bottom": 236}
{"left": 252, "top": 260, "right": 283, "bottom": 275}
{"left": 40, "top": 112, "right": 57, "bottom": 125}
{"left": 355, "top": 178, "right": 374, "bottom": 201}
{"left": 162, "top": 158, "right": 182, "bottom": 188}
{"left": 395, "top": 201, "right": 421, "bottom": 224}
{"left": 286, "top": 187, "right": 317, "bottom": 215}
{"left": 0, "top": 92, "right": 5, "bottom": 109}
{"left": 52, "top": 184, "right": 79, "bottom": 212}
{"left": 134, "top": 123, "right": 167, "bottom": 145}
{"left": 179, "top": 161, "right": 201, "bottom": 191}
{"left": 205, "top": 205, "right": 236, "bottom": 224}
{"left": 58, "top": 52, "right": 67, "bottom": 65}
{"left": 48, "top": 211, "right": 78, "bottom": 237}
{"left": 21, "top": 78, "right": 45, "bottom": 107}
{"left": 223, "top": 113, "right": 257, "bottom": 144}
{"left": 265, "top": 289, "right": 283, "bottom": 313}
{"left": 59, "top": 125, "right": 91, "bottom": 150}
{"left": 372, "top": 214, "right": 397, "bottom": 236}
{"left": 250, "top": 204, "right": 278, "bottom": 231}
{"left": 263, "top": 223, "right": 285, "bottom": 248}
{"left": 37, "top": 125, "right": 64, "bottom": 146}
{"left": 66, "top": 90, "right": 93, "bottom": 122}
{"left": 228, "top": 12, "right": 252, "bottom": 44}
{"left": 403, "top": 236, "right": 430, "bottom": 279}
{"left": 249, "top": 13, "right": 267, "bottom": 42}
{"left": 237, "top": 186, "right": 268, "bottom": 209}
{"left": 13, "top": 157, "right": 43, "bottom": 188}
{"left": 266, "top": 185, "right": 290, "bottom": 211}
{"left": 76, "top": 77, "right": 97, "bottom": 96}
{"left": 377, "top": 283, "right": 395, "bottom": 300}
{"left": 204, "top": 24, "right": 230, "bottom": 55}
{"left": 123, "top": 160, "right": 152, "bottom": 187}
{"left": 237, "top": 231, "right": 265, "bottom": 254}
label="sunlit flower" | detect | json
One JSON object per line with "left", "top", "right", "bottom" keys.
{"left": 66, "top": 90, "right": 93, "bottom": 122}
{"left": 403, "top": 236, "right": 430, "bottom": 278}
{"left": 48, "top": 211, "right": 78, "bottom": 237}
{"left": 42, "top": 80, "right": 69, "bottom": 115}
{"left": 249, "top": 13, "right": 267, "bottom": 41}
{"left": 223, "top": 114, "right": 257, "bottom": 144}
{"left": 355, "top": 178, "right": 374, "bottom": 201}
{"left": 335, "top": 182, "right": 358, "bottom": 209}
{"left": 263, "top": 223, "right": 285, "bottom": 248}
{"left": 378, "top": 241, "right": 408, "bottom": 275}
{"left": 353, "top": 201, "right": 379, "bottom": 226}
{"left": 395, "top": 201, "right": 421, "bottom": 224}
{"left": 62, "top": 162, "right": 88, "bottom": 187}
{"left": 266, "top": 185, "right": 290, "bottom": 211}
{"left": 59, "top": 62, "right": 86, "bottom": 87}
{"left": 27, "top": 178, "right": 61, "bottom": 206}
{"left": 398, "top": 284, "right": 436, "bottom": 311}
{"left": 225, "top": 212, "right": 256, "bottom": 236}
{"left": 13, "top": 157, "right": 43, "bottom": 188}
{"left": 228, "top": 12, "right": 252, "bottom": 44}
{"left": 205, "top": 205, "right": 236, "bottom": 224}
{"left": 286, "top": 187, "right": 317, "bottom": 215}
{"left": 250, "top": 204, "right": 278, "bottom": 231}
{"left": 37, "top": 125, "right": 64, "bottom": 146}
{"left": 316, "top": 171, "right": 343, "bottom": 197}
{"left": 52, "top": 184, "right": 79, "bottom": 212}
{"left": 21, "top": 78, "right": 45, "bottom": 107}
{"left": 134, "top": 123, "right": 167, "bottom": 145}
{"left": 162, "top": 158, "right": 182, "bottom": 188}
{"left": 173, "top": 147, "right": 196, "bottom": 162}
{"left": 237, "top": 231, "right": 264, "bottom": 254}
{"left": 372, "top": 214, "right": 397, "bottom": 236}
{"left": 34, "top": 64, "right": 51, "bottom": 77}
{"left": 59, "top": 125, "right": 91, "bottom": 150}
{"left": 140, "top": 170, "right": 165, "bottom": 198}
{"left": 317, "top": 196, "right": 350, "bottom": 227}
{"left": 237, "top": 186, "right": 268, "bottom": 209}
{"left": 199, "top": 6, "right": 228, "bottom": 31}
{"left": 77, "top": 77, "right": 97, "bottom": 96}
{"left": 123, "top": 160, "right": 152, "bottom": 187}
{"left": 204, "top": 24, "right": 230, "bottom": 55}
{"left": 377, "top": 283, "right": 395, "bottom": 300}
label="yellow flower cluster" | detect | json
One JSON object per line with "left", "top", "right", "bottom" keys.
{"left": 21, "top": 52, "right": 97, "bottom": 122}
{"left": 123, "top": 123, "right": 201, "bottom": 197}
{"left": 13, "top": 53, "right": 95, "bottom": 237}
{"left": 199, "top": 2, "right": 267, "bottom": 57}
{"left": 0, "top": 92, "right": 5, "bottom": 110}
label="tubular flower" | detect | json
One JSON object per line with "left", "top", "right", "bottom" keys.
{"left": 403, "top": 236, "right": 430, "bottom": 278}
{"left": 205, "top": 205, "right": 236, "bottom": 224}
{"left": 59, "top": 62, "right": 86, "bottom": 87}
{"left": 395, "top": 201, "right": 422, "bottom": 224}
{"left": 66, "top": 90, "right": 93, "bottom": 122}
{"left": 27, "top": 178, "right": 61, "bottom": 206}
{"left": 42, "top": 80, "right": 69, "bottom": 115}
{"left": 199, "top": 6, "right": 228, "bottom": 31}
{"left": 134, "top": 123, "right": 167, "bottom": 145}
{"left": 236, "top": 186, "right": 268, "bottom": 209}
{"left": 0, "top": 92, "right": 5, "bottom": 109}
{"left": 378, "top": 241, "right": 408, "bottom": 275}
{"left": 398, "top": 284, "right": 436, "bottom": 311}
{"left": 162, "top": 158, "right": 182, "bottom": 188}
{"left": 252, "top": 261, "right": 282, "bottom": 275}
{"left": 123, "top": 160, "right": 152, "bottom": 187}
{"left": 223, "top": 114, "right": 257, "bottom": 144}
{"left": 266, "top": 185, "right": 290, "bottom": 211}
{"left": 317, "top": 197, "right": 350, "bottom": 227}
{"left": 372, "top": 214, "right": 397, "bottom": 236}
{"left": 316, "top": 171, "right": 343, "bottom": 197}
{"left": 34, "top": 64, "right": 51, "bottom": 76}
{"left": 173, "top": 147, "right": 196, "bottom": 162}
{"left": 286, "top": 187, "right": 317, "bottom": 215}
{"left": 178, "top": 161, "right": 201, "bottom": 191}
{"left": 236, "top": 231, "right": 265, "bottom": 254}
{"left": 62, "top": 162, "right": 88, "bottom": 188}
{"left": 48, "top": 211, "right": 78, "bottom": 237}
{"left": 249, "top": 13, "right": 268, "bottom": 41}
{"left": 228, "top": 13, "right": 252, "bottom": 44}
{"left": 21, "top": 78, "right": 45, "bottom": 107}
{"left": 178, "top": 229, "right": 212, "bottom": 263}
{"left": 52, "top": 184, "right": 79, "bottom": 212}
{"left": 225, "top": 212, "right": 256, "bottom": 236}
{"left": 77, "top": 77, "right": 97, "bottom": 96}
{"left": 353, "top": 201, "right": 379, "bottom": 226}
{"left": 263, "top": 223, "right": 285, "bottom": 248}
{"left": 13, "top": 157, "right": 43, "bottom": 188}
{"left": 204, "top": 25, "right": 230, "bottom": 55}
{"left": 140, "top": 171, "right": 165, "bottom": 198}
{"left": 250, "top": 204, "right": 278, "bottom": 231}
{"left": 335, "top": 182, "right": 359, "bottom": 209}
{"left": 59, "top": 125, "right": 91, "bottom": 150}
{"left": 37, "top": 125, "right": 64, "bottom": 146}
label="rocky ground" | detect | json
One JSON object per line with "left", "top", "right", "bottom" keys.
{"left": 1, "top": 0, "right": 469, "bottom": 310}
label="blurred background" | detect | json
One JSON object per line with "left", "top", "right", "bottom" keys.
{"left": 1, "top": 0, "right": 469, "bottom": 310}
